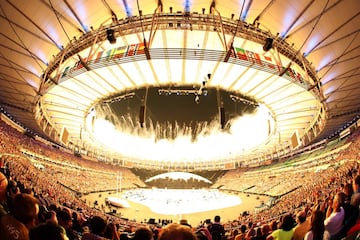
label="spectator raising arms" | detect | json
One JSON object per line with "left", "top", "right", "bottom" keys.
{"left": 304, "top": 210, "right": 330, "bottom": 240}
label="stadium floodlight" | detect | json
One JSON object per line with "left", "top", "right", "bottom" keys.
{"left": 106, "top": 29, "right": 116, "bottom": 44}
{"left": 263, "top": 37, "right": 273, "bottom": 51}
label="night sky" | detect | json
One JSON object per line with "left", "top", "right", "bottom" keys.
{"left": 99, "top": 87, "right": 258, "bottom": 139}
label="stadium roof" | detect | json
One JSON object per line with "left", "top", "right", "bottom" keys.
{"left": 0, "top": 0, "right": 359, "bottom": 168}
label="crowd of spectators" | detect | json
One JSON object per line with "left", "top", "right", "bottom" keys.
{"left": 212, "top": 140, "right": 346, "bottom": 197}
{"left": 1, "top": 118, "right": 360, "bottom": 240}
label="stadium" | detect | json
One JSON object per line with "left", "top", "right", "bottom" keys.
{"left": 0, "top": 0, "right": 360, "bottom": 239}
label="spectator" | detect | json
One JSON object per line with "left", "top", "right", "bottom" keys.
{"left": 0, "top": 193, "right": 40, "bottom": 240}
{"left": 304, "top": 210, "right": 330, "bottom": 240}
{"left": 153, "top": 228, "right": 160, "bottom": 240}
{"left": 57, "top": 209, "right": 80, "bottom": 240}
{"left": 261, "top": 224, "right": 271, "bottom": 239}
{"left": 269, "top": 220, "right": 278, "bottom": 232}
{"left": 324, "top": 192, "right": 345, "bottom": 237}
{"left": 228, "top": 228, "right": 238, "bottom": 240}
{"left": 251, "top": 227, "right": 263, "bottom": 240}
{"left": 81, "top": 215, "right": 118, "bottom": 240}
{"left": 158, "top": 223, "right": 197, "bottom": 240}
{"left": 180, "top": 219, "right": 192, "bottom": 228}
{"left": 343, "top": 183, "right": 354, "bottom": 204}
{"left": 207, "top": 215, "right": 225, "bottom": 240}
{"left": 266, "top": 214, "right": 295, "bottom": 240}
{"left": 133, "top": 226, "right": 153, "bottom": 240}
{"left": 246, "top": 222, "right": 256, "bottom": 239}
{"left": 196, "top": 226, "right": 212, "bottom": 240}
{"left": 234, "top": 224, "right": 246, "bottom": 240}
{"left": 292, "top": 210, "right": 310, "bottom": 240}
{"left": 71, "top": 211, "right": 84, "bottom": 234}
{"left": 10, "top": 193, "right": 39, "bottom": 229}
{"left": 0, "top": 172, "right": 9, "bottom": 216}
{"left": 6, "top": 179, "right": 20, "bottom": 214}
{"left": 351, "top": 175, "right": 360, "bottom": 208}
{"left": 29, "top": 222, "right": 69, "bottom": 240}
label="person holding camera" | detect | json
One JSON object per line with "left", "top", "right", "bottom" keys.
{"left": 6, "top": 178, "right": 21, "bottom": 214}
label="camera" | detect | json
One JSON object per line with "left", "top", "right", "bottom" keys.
{"left": 38, "top": 205, "right": 53, "bottom": 221}
{"left": 44, "top": 211, "right": 53, "bottom": 220}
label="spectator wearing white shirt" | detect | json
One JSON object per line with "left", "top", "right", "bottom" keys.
{"left": 324, "top": 192, "right": 345, "bottom": 237}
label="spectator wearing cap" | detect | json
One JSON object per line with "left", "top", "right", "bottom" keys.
{"left": 179, "top": 219, "right": 192, "bottom": 228}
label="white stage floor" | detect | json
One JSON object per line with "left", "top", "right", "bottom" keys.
{"left": 83, "top": 190, "right": 267, "bottom": 224}
{"left": 119, "top": 189, "right": 242, "bottom": 215}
